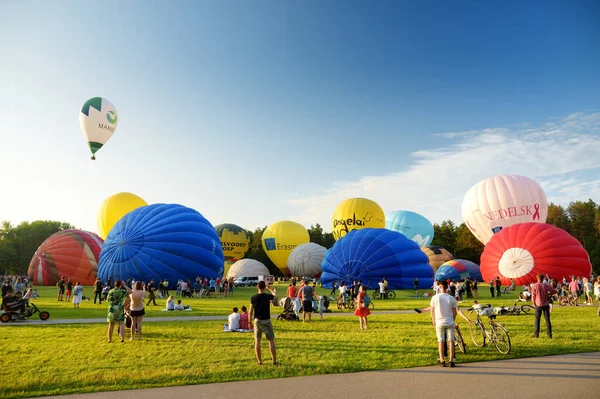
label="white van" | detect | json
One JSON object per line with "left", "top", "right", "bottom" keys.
{"left": 233, "top": 276, "right": 259, "bottom": 287}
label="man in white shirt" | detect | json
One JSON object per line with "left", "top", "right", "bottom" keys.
{"left": 430, "top": 280, "right": 458, "bottom": 367}
{"left": 228, "top": 307, "right": 241, "bottom": 331}
{"left": 378, "top": 280, "right": 386, "bottom": 299}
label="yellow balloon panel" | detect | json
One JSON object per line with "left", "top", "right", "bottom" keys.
{"left": 332, "top": 197, "right": 385, "bottom": 240}
{"left": 97, "top": 192, "right": 148, "bottom": 239}
{"left": 261, "top": 221, "right": 310, "bottom": 276}
{"left": 223, "top": 261, "right": 235, "bottom": 278}
{"left": 215, "top": 224, "right": 250, "bottom": 262}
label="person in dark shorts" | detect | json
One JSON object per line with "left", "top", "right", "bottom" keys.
{"left": 65, "top": 278, "right": 74, "bottom": 302}
{"left": 300, "top": 279, "right": 315, "bottom": 323}
{"left": 249, "top": 281, "right": 277, "bottom": 366}
{"left": 57, "top": 276, "right": 66, "bottom": 301}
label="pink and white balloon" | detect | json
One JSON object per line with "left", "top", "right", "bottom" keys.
{"left": 461, "top": 174, "right": 548, "bottom": 245}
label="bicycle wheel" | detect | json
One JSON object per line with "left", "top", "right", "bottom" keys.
{"left": 372, "top": 291, "right": 380, "bottom": 300}
{"left": 369, "top": 301, "right": 374, "bottom": 310}
{"left": 520, "top": 305, "right": 534, "bottom": 314}
{"left": 491, "top": 324, "right": 511, "bottom": 354}
{"left": 469, "top": 321, "right": 486, "bottom": 347}
{"left": 387, "top": 291, "right": 397, "bottom": 299}
{"left": 455, "top": 330, "right": 466, "bottom": 354}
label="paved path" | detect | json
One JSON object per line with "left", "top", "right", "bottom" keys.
{"left": 36, "top": 352, "right": 600, "bottom": 399}
{"left": 0, "top": 310, "right": 417, "bottom": 326}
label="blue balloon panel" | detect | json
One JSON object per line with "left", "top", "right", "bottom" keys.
{"left": 434, "top": 265, "right": 463, "bottom": 282}
{"left": 320, "top": 228, "right": 434, "bottom": 290}
{"left": 385, "top": 210, "right": 434, "bottom": 246}
{"left": 98, "top": 203, "right": 224, "bottom": 289}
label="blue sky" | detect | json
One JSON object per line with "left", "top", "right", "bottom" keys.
{"left": 1, "top": 0, "right": 599, "bottom": 233}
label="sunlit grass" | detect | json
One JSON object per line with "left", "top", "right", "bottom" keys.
{"left": 1, "top": 300, "right": 598, "bottom": 399}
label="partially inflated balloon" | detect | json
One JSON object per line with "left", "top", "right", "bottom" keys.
{"left": 97, "top": 192, "right": 147, "bottom": 239}
{"left": 287, "top": 243, "right": 327, "bottom": 278}
{"left": 435, "top": 259, "right": 480, "bottom": 282}
{"left": 332, "top": 198, "right": 385, "bottom": 241}
{"left": 226, "top": 259, "right": 270, "bottom": 280}
{"left": 420, "top": 246, "right": 455, "bottom": 271}
{"left": 386, "top": 210, "right": 434, "bottom": 246}
{"left": 215, "top": 223, "right": 250, "bottom": 262}
{"left": 461, "top": 174, "right": 548, "bottom": 245}
{"left": 79, "top": 97, "right": 118, "bottom": 160}
{"left": 98, "top": 204, "right": 224, "bottom": 289}
{"left": 261, "top": 221, "right": 309, "bottom": 276}
{"left": 28, "top": 229, "right": 103, "bottom": 286}
{"left": 480, "top": 222, "right": 591, "bottom": 285}
{"left": 321, "top": 228, "right": 434, "bottom": 290}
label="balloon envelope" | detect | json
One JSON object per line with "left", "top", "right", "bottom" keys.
{"left": 28, "top": 229, "right": 103, "bottom": 286}
{"left": 79, "top": 97, "right": 118, "bottom": 159}
{"left": 287, "top": 243, "right": 327, "bottom": 278}
{"left": 420, "top": 246, "right": 455, "bottom": 271}
{"left": 97, "top": 192, "right": 147, "bottom": 239}
{"left": 321, "top": 228, "right": 434, "bottom": 290}
{"left": 480, "top": 222, "right": 591, "bottom": 285}
{"left": 215, "top": 223, "right": 250, "bottom": 262}
{"left": 98, "top": 204, "right": 224, "bottom": 289}
{"left": 386, "top": 210, "right": 434, "bottom": 246}
{"left": 226, "top": 259, "right": 270, "bottom": 280}
{"left": 461, "top": 174, "right": 548, "bottom": 245}
{"left": 435, "top": 259, "right": 480, "bottom": 282}
{"left": 261, "top": 221, "right": 310, "bottom": 276}
{"left": 332, "top": 198, "right": 385, "bottom": 241}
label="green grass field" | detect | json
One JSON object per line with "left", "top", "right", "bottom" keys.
{"left": 1, "top": 284, "right": 598, "bottom": 399}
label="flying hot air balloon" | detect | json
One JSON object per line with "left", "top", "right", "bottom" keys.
{"left": 97, "top": 204, "right": 224, "bottom": 289}
{"left": 79, "top": 97, "right": 119, "bottom": 160}
{"left": 461, "top": 174, "right": 548, "bottom": 245}
{"left": 215, "top": 224, "right": 250, "bottom": 262}
{"left": 386, "top": 210, "right": 434, "bottom": 246}
{"left": 480, "top": 222, "right": 591, "bottom": 286}
{"left": 261, "top": 221, "right": 310, "bottom": 276}
{"left": 321, "top": 228, "right": 434, "bottom": 290}
{"left": 97, "top": 192, "right": 147, "bottom": 240}
{"left": 332, "top": 198, "right": 385, "bottom": 241}
{"left": 28, "top": 229, "right": 104, "bottom": 286}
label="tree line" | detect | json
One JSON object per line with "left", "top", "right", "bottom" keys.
{"left": 2, "top": 199, "right": 599, "bottom": 276}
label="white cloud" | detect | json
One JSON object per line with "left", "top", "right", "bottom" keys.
{"left": 287, "top": 112, "right": 600, "bottom": 227}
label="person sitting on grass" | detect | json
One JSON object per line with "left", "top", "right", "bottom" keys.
{"left": 228, "top": 307, "right": 241, "bottom": 331}
{"left": 166, "top": 295, "right": 175, "bottom": 311}
{"left": 174, "top": 300, "right": 185, "bottom": 310}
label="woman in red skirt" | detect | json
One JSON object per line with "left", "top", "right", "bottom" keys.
{"left": 354, "top": 285, "right": 371, "bottom": 330}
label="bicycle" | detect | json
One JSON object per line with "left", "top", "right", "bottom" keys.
{"left": 372, "top": 290, "right": 397, "bottom": 299}
{"left": 338, "top": 294, "right": 375, "bottom": 310}
{"left": 468, "top": 305, "right": 511, "bottom": 354}
{"left": 494, "top": 302, "right": 534, "bottom": 316}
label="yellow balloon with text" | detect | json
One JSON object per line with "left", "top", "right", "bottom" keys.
{"left": 332, "top": 197, "right": 385, "bottom": 241}
{"left": 261, "top": 221, "right": 310, "bottom": 276}
{"left": 215, "top": 223, "right": 250, "bottom": 262}
{"left": 97, "top": 192, "right": 148, "bottom": 239}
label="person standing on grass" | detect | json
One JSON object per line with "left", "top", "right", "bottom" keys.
{"left": 489, "top": 278, "right": 495, "bottom": 298}
{"left": 249, "top": 281, "right": 277, "bottom": 366}
{"left": 299, "top": 279, "right": 315, "bottom": 323}
{"left": 93, "top": 278, "right": 103, "bottom": 305}
{"left": 57, "top": 276, "right": 66, "bottom": 301}
{"left": 72, "top": 282, "right": 83, "bottom": 308}
{"left": 107, "top": 280, "right": 132, "bottom": 343}
{"left": 430, "top": 280, "right": 458, "bottom": 367}
{"left": 129, "top": 281, "right": 145, "bottom": 341}
{"left": 531, "top": 273, "right": 556, "bottom": 339}
{"left": 414, "top": 277, "right": 419, "bottom": 297}
{"left": 354, "top": 285, "right": 371, "bottom": 330}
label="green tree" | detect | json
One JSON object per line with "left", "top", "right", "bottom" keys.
{"left": 0, "top": 220, "right": 74, "bottom": 275}
{"left": 454, "top": 223, "right": 484, "bottom": 263}
{"left": 308, "top": 223, "right": 335, "bottom": 249}
{"left": 547, "top": 203, "right": 571, "bottom": 232}
{"left": 431, "top": 220, "right": 457, "bottom": 254}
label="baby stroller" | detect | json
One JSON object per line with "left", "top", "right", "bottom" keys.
{"left": 277, "top": 297, "right": 299, "bottom": 321}
{"left": 321, "top": 296, "right": 332, "bottom": 313}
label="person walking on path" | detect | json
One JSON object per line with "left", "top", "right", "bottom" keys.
{"left": 531, "top": 273, "right": 557, "bottom": 339}
{"left": 354, "top": 285, "right": 371, "bottom": 330}
{"left": 249, "top": 281, "right": 277, "bottom": 366}
{"left": 430, "top": 280, "right": 458, "bottom": 367}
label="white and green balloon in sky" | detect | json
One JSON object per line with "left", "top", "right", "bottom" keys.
{"left": 79, "top": 97, "right": 118, "bottom": 160}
